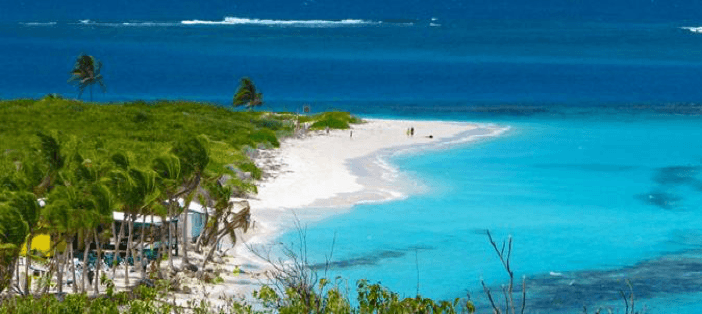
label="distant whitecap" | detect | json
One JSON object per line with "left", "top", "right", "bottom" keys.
{"left": 681, "top": 26, "right": 702, "bottom": 33}
{"left": 120, "top": 22, "right": 176, "bottom": 27}
{"left": 21, "top": 22, "right": 57, "bottom": 26}
{"left": 181, "top": 16, "right": 381, "bottom": 27}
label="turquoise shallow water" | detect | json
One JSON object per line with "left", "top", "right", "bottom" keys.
{"left": 278, "top": 115, "right": 702, "bottom": 313}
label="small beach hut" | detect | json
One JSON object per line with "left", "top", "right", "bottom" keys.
{"left": 176, "top": 199, "right": 212, "bottom": 242}
{"left": 111, "top": 211, "right": 179, "bottom": 255}
{"left": 20, "top": 234, "right": 52, "bottom": 257}
{"left": 21, "top": 199, "right": 52, "bottom": 257}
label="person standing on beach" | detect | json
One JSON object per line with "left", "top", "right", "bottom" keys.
{"left": 410, "top": 127, "right": 415, "bottom": 137}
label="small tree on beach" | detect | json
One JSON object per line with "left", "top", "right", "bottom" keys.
{"left": 68, "top": 54, "right": 106, "bottom": 101}
{"left": 232, "top": 77, "right": 263, "bottom": 111}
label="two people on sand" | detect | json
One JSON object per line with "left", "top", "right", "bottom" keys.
{"left": 406, "top": 127, "right": 415, "bottom": 137}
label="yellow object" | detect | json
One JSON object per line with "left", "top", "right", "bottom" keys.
{"left": 20, "top": 234, "right": 52, "bottom": 257}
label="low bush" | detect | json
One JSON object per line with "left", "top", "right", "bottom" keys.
{"left": 250, "top": 129, "right": 280, "bottom": 148}
{"left": 238, "top": 162, "right": 262, "bottom": 180}
{"left": 310, "top": 117, "right": 349, "bottom": 130}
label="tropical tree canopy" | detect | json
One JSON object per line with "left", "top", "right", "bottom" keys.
{"left": 232, "top": 77, "right": 263, "bottom": 110}
{"left": 68, "top": 54, "right": 106, "bottom": 101}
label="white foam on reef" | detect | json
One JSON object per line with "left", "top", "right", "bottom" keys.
{"left": 20, "top": 22, "right": 57, "bottom": 26}
{"left": 120, "top": 22, "right": 177, "bottom": 27}
{"left": 181, "top": 16, "right": 381, "bottom": 27}
{"left": 68, "top": 17, "right": 413, "bottom": 28}
{"left": 681, "top": 26, "right": 702, "bottom": 33}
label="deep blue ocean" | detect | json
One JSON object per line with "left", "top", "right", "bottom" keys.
{"left": 4, "top": 1, "right": 702, "bottom": 312}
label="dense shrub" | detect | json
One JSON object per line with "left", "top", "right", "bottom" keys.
{"left": 299, "top": 111, "right": 363, "bottom": 130}
{"left": 250, "top": 129, "right": 280, "bottom": 148}
{"left": 238, "top": 162, "right": 262, "bottom": 180}
{"left": 310, "top": 117, "right": 350, "bottom": 130}
{"left": 0, "top": 99, "right": 293, "bottom": 181}
{"left": 253, "top": 118, "right": 284, "bottom": 130}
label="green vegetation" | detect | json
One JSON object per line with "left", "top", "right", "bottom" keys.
{"left": 301, "top": 112, "right": 364, "bottom": 130}
{"left": 0, "top": 279, "right": 472, "bottom": 314}
{"left": 0, "top": 97, "right": 362, "bottom": 300}
{"left": 233, "top": 77, "right": 264, "bottom": 111}
{"left": 68, "top": 54, "right": 106, "bottom": 101}
{"left": 0, "top": 96, "right": 644, "bottom": 313}
{"left": 1, "top": 98, "right": 278, "bottom": 178}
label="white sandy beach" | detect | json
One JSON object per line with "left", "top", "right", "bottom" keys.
{"left": 194, "top": 118, "right": 509, "bottom": 303}
{"left": 243, "top": 119, "right": 507, "bottom": 244}
{"left": 107, "top": 118, "right": 508, "bottom": 306}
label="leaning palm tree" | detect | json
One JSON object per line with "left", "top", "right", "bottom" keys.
{"left": 232, "top": 77, "right": 263, "bottom": 111}
{"left": 68, "top": 54, "right": 106, "bottom": 101}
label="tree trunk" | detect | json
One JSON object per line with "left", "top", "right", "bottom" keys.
{"left": 200, "top": 231, "right": 228, "bottom": 272}
{"left": 81, "top": 230, "right": 91, "bottom": 293}
{"left": 94, "top": 231, "right": 101, "bottom": 294}
{"left": 148, "top": 215, "right": 156, "bottom": 274}
{"left": 39, "top": 255, "right": 55, "bottom": 294}
{"left": 1, "top": 253, "right": 19, "bottom": 295}
{"left": 167, "top": 201, "right": 176, "bottom": 273}
{"left": 24, "top": 234, "right": 32, "bottom": 294}
{"left": 167, "top": 219, "right": 174, "bottom": 272}
{"left": 112, "top": 221, "right": 125, "bottom": 278}
{"left": 125, "top": 215, "right": 134, "bottom": 286}
{"left": 182, "top": 202, "right": 190, "bottom": 266}
{"left": 194, "top": 211, "right": 208, "bottom": 253}
{"left": 69, "top": 241, "right": 77, "bottom": 293}
{"left": 157, "top": 219, "right": 167, "bottom": 271}
{"left": 40, "top": 239, "right": 59, "bottom": 295}
{"left": 14, "top": 256, "right": 20, "bottom": 293}
{"left": 56, "top": 246, "right": 64, "bottom": 295}
{"left": 139, "top": 216, "right": 146, "bottom": 280}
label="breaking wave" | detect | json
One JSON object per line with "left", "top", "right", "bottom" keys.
{"left": 62, "top": 17, "right": 414, "bottom": 28}
{"left": 681, "top": 26, "right": 702, "bottom": 33}
{"left": 20, "top": 22, "right": 57, "bottom": 26}
{"left": 180, "top": 17, "right": 381, "bottom": 27}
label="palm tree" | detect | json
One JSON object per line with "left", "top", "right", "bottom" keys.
{"left": 108, "top": 155, "right": 160, "bottom": 285}
{"left": 11, "top": 192, "right": 41, "bottom": 295}
{"left": 197, "top": 181, "right": 250, "bottom": 273}
{"left": 68, "top": 54, "right": 106, "bottom": 101}
{"left": 232, "top": 77, "right": 263, "bottom": 111}
{"left": 165, "top": 136, "right": 210, "bottom": 268}
{"left": 151, "top": 153, "right": 182, "bottom": 273}
{"left": 0, "top": 200, "right": 29, "bottom": 294}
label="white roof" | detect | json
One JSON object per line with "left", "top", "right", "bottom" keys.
{"left": 112, "top": 212, "right": 167, "bottom": 224}
{"left": 176, "top": 198, "right": 213, "bottom": 214}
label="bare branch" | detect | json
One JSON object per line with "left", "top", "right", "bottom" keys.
{"left": 619, "top": 290, "right": 629, "bottom": 314}
{"left": 482, "top": 279, "right": 501, "bottom": 314}
{"left": 521, "top": 275, "right": 526, "bottom": 314}
{"left": 502, "top": 285, "right": 509, "bottom": 314}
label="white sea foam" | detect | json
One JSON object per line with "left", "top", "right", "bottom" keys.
{"left": 73, "top": 19, "right": 179, "bottom": 27}
{"left": 21, "top": 22, "right": 57, "bottom": 26}
{"left": 429, "top": 23, "right": 441, "bottom": 27}
{"left": 181, "top": 17, "right": 381, "bottom": 27}
{"left": 681, "top": 26, "right": 702, "bottom": 33}
{"left": 439, "top": 125, "right": 511, "bottom": 146}
{"left": 68, "top": 17, "right": 405, "bottom": 28}
{"left": 120, "top": 22, "right": 177, "bottom": 27}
